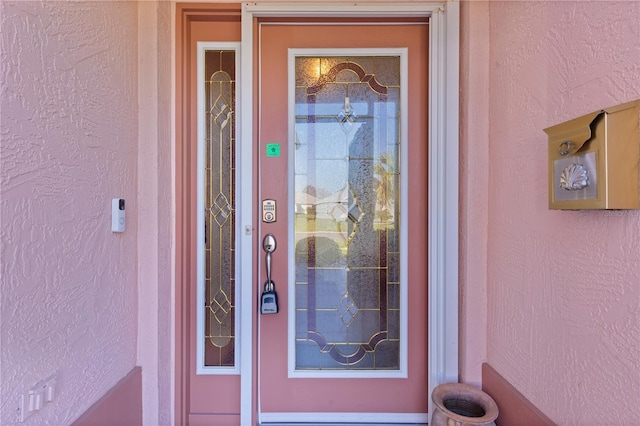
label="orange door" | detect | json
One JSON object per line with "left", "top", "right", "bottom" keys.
{"left": 257, "top": 20, "right": 429, "bottom": 421}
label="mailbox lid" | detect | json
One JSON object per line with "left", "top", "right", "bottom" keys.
{"left": 544, "top": 109, "right": 602, "bottom": 158}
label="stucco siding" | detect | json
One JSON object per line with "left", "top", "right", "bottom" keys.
{"left": 485, "top": 1, "right": 640, "bottom": 423}
{"left": 0, "top": 2, "right": 139, "bottom": 424}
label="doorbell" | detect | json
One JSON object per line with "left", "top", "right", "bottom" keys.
{"left": 111, "top": 198, "right": 126, "bottom": 232}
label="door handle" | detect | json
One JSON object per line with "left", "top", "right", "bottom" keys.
{"left": 263, "top": 233, "right": 277, "bottom": 287}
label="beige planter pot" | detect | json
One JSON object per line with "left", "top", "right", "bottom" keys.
{"left": 431, "top": 383, "right": 499, "bottom": 426}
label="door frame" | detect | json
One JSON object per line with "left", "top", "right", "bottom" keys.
{"left": 240, "top": 2, "right": 459, "bottom": 423}
{"left": 175, "top": 2, "right": 459, "bottom": 425}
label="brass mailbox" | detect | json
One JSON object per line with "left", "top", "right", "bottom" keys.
{"left": 544, "top": 100, "right": 640, "bottom": 210}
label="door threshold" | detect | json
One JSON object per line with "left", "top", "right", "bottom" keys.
{"left": 259, "top": 413, "right": 429, "bottom": 425}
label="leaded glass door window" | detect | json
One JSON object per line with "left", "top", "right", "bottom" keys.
{"left": 293, "top": 55, "right": 402, "bottom": 372}
{"left": 197, "top": 46, "right": 239, "bottom": 373}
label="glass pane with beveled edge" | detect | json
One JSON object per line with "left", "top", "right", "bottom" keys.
{"left": 204, "top": 50, "right": 236, "bottom": 367}
{"left": 294, "top": 56, "right": 401, "bottom": 370}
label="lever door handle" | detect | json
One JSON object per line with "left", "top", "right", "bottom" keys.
{"left": 263, "top": 234, "right": 277, "bottom": 287}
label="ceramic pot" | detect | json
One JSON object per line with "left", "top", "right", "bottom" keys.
{"left": 431, "top": 383, "right": 499, "bottom": 426}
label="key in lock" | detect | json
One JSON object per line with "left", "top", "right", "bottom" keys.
{"left": 261, "top": 281, "right": 278, "bottom": 314}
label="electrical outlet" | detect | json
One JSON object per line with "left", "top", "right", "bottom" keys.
{"left": 18, "top": 393, "right": 33, "bottom": 423}
{"left": 17, "top": 374, "right": 57, "bottom": 423}
{"left": 38, "top": 374, "right": 56, "bottom": 402}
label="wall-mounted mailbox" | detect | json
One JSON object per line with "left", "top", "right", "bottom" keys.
{"left": 544, "top": 100, "right": 639, "bottom": 210}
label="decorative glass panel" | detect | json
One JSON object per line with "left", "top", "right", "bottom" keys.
{"left": 294, "top": 56, "right": 401, "bottom": 370}
{"left": 204, "top": 50, "right": 236, "bottom": 367}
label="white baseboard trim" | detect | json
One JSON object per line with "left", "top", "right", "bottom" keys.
{"left": 259, "top": 412, "right": 429, "bottom": 424}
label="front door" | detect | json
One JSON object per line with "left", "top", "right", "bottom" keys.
{"left": 257, "top": 20, "right": 429, "bottom": 423}
{"left": 179, "top": 5, "right": 451, "bottom": 423}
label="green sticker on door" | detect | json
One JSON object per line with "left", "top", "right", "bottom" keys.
{"left": 266, "top": 143, "right": 280, "bottom": 157}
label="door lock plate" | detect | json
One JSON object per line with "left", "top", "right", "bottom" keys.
{"left": 262, "top": 199, "right": 276, "bottom": 223}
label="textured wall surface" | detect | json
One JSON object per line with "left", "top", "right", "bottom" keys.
{"left": 7, "top": 1, "right": 639, "bottom": 424}
{"left": 0, "top": 2, "right": 139, "bottom": 425}
{"left": 155, "top": 3, "right": 173, "bottom": 423}
{"left": 459, "top": 0, "right": 490, "bottom": 386}
{"left": 484, "top": 1, "right": 640, "bottom": 424}
{"left": 136, "top": 1, "right": 174, "bottom": 424}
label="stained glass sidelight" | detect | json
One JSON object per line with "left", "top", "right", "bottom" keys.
{"left": 204, "top": 50, "right": 236, "bottom": 367}
{"left": 294, "top": 56, "right": 401, "bottom": 370}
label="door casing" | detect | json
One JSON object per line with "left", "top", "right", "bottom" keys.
{"left": 175, "top": 3, "right": 460, "bottom": 425}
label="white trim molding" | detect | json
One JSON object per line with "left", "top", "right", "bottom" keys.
{"left": 427, "top": 2, "right": 460, "bottom": 413}
{"left": 241, "top": 2, "right": 460, "bottom": 424}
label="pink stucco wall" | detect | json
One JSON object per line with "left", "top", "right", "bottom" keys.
{"left": 136, "top": 2, "right": 173, "bottom": 425}
{"left": 474, "top": 1, "right": 640, "bottom": 423}
{"left": 1, "top": 2, "right": 140, "bottom": 424}
{"left": 4, "top": 1, "right": 639, "bottom": 424}
{"left": 459, "top": 0, "right": 490, "bottom": 387}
